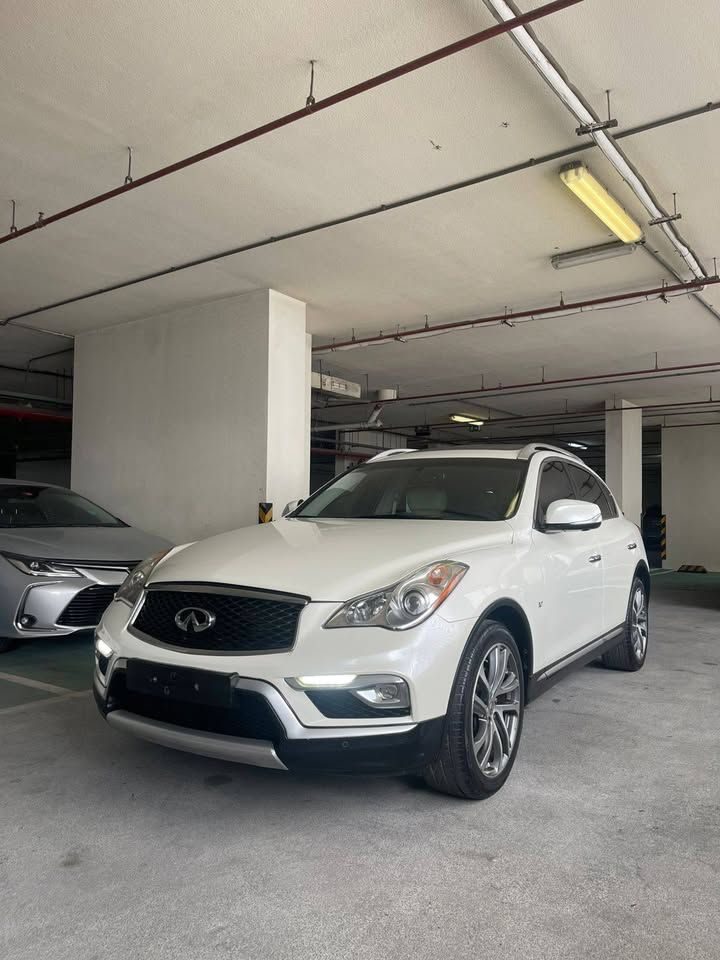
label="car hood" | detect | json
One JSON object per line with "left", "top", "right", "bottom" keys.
{"left": 0, "top": 526, "right": 171, "bottom": 564}
{"left": 152, "top": 517, "right": 513, "bottom": 601}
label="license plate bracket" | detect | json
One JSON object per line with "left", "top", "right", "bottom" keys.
{"left": 126, "top": 659, "right": 232, "bottom": 707}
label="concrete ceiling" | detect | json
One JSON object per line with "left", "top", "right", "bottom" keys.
{"left": 1, "top": 0, "right": 719, "bottom": 439}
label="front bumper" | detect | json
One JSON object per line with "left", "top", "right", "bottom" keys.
{"left": 93, "top": 663, "right": 445, "bottom": 775}
{"left": 93, "top": 590, "right": 474, "bottom": 774}
{"left": 1, "top": 565, "right": 130, "bottom": 640}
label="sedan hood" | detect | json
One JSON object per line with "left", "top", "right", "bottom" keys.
{"left": 152, "top": 517, "right": 513, "bottom": 600}
{"left": 0, "top": 526, "right": 171, "bottom": 564}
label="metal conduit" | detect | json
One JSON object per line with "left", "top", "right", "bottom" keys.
{"left": 0, "top": 0, "right": 579, "bottom": 248}
{"left": 3, "top": 97, "right": 718, "bottom": 327}
{"left": 318, "top": 358, "right": 720, "bottom": 410}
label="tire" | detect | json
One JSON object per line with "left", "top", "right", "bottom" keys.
{"left": 0, "top": 636, "right": 18, "bottom": 654}
{"left": 601, "top": 577, "right": 649, "bottom": 672}
{"left": 423, "top": 620, "right": 524, "bottom": 799}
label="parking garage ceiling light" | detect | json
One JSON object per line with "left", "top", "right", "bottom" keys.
{"left": 450, "top": 414, "right": 485, "bottom": 424}
{"left": 560, "top": 163, "right": 644, "bottom": 244}
{"left": 551, "top": 240, "right": 638, "bottom": 270}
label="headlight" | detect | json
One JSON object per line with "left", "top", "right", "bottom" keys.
{"left": 324, "top": 560, "right": 468, "bottom": 631}
{"left": 115, "top": 550, "right": 170, "bottom": 607}
{"left": 2, "top": 553, "right": 81, "bottom": 578}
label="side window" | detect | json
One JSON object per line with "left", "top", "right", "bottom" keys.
{"left": 536, "top": 461, "right": 575, "bottom": 526}
{"left": 566, "top": 464, "right": 615, "bottom": 520}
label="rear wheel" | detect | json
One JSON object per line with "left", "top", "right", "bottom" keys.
{"left": 601, "top": 577, "right": 648, "bottom": 671}
{"left": 423, "top": 620, "right": 524, "bottom": 799}
{"left": 0, "top": 636, "right": 18, "bottom": 654}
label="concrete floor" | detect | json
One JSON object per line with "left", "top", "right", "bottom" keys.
{"left": 1, "top": 574, "right": 719, "bottom": 960}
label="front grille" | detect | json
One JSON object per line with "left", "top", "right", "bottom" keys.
{"left": 57, "top": 585, "right": 117, "bottom": 627}
{"left": 306, "top": 690, "right": 410, "bottom": 719}
{"left": 132, "top": 587, "right": 304, "bottom": 653}
{"left": 107, "top": 669, "right": 284, "bottom": 741}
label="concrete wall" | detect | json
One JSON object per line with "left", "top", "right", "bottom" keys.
{"left": 16, "top": 459, "right": 71, "bottom": 487}
{"left": 662, "top": 424, "right": 720, "bottom": 570}
{"left": 72, "top": 290, "right": 310, "bottom": 543}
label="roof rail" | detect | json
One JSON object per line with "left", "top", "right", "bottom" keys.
{"left": 517, "top": 442, "right": 583, "bottom": 461}
{"left": 366, "top": 448, "right": 418, "bottom": 463}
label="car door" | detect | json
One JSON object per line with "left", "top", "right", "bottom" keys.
{"left": 566, "top": 464, "right": 634, "bottom": 632}
{"left": 531, "top": 459, "right": 605, "bottom": 668}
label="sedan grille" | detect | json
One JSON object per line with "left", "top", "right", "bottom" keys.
{"left": 57, "top": 585, "right": 117, "bottom": 627}
{"left": 132, "top": 587, "right": 304, "bottom": 653}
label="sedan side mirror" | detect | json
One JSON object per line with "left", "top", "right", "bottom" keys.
{"left": 282, "top": 499, "right": 304, "bottom": 517}
{"left": 544, "top": 499, "right": 601, "bottom": 531}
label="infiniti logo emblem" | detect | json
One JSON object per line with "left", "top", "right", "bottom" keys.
{"left": 174, "top": 607, "right": 216, "bottom": 633}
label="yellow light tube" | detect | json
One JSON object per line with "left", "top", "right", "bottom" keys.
{"left": 560, "top": 162, "right": 644, "bottom": 244}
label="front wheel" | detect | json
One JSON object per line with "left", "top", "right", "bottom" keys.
{"left": 601, "top": 577, "right": 648, "bottom": 671}
{"left": 423, "top": 620, "right": 524, "bottom": 799}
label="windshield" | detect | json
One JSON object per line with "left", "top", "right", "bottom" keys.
{"left": 0, "top": 485, "right": 124, "bottom": 528}
{"left": 294, "top": 458, "right": 527, "bottom": 521}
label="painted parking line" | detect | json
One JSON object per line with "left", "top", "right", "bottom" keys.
{"left": 0, "top": 670, "right": 72, "bottom": 696}
{"left": 0, "top": 689, "right": 90, "bottom": 717}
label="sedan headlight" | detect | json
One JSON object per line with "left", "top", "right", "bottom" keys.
{"left": 115, "top": 550, "right": 170, "bottom": 607}
{"left": 2, "top": 553, "right": 81, "bottom": 578}
{"left": 325, "top": 560, "right": 468, "bottom": 631}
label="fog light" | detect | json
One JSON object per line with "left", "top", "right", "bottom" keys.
{"left": 354, "top": 680, "right": 410, "bottom": 709}
{"left": 19, "top": 614, "right": 36, "bottom": 628}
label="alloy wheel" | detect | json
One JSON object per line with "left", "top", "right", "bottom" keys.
{"left": 631, "top": 587, "right": 648, "bottom": 659}
{"left": 470, "top": 642, "right": 521, "bottom": 778}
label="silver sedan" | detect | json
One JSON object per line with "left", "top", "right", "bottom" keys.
{"left": 0, "top": 479, "right": 170, "bottom": 653}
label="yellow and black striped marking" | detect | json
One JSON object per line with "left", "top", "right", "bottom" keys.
{"left": 660, "top": 514, "right": 667, "bottom": 561}
{"left": 258, "top": 502, "right": 273, "bottom": 524}
{"left": 678, "top": 564, "right": 707, "bottom": 574}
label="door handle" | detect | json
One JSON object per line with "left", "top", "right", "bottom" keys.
{"left": 588, "top": 554, "right": 602, "bottom": 563}
{"left": 627, "top": 542, "right": 637, "bottom": 550}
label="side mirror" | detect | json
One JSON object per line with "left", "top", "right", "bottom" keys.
{"left": 282, "top": 499, "right": 304, "bottom": 517}
{"left": 544, "top": 499, "right": 601, "bottom": 531}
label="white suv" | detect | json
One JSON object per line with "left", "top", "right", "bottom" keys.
{"left": 94, "top": 444, "right": 649, "bottom": 799}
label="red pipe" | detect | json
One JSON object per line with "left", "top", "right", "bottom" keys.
{"left": 0, "top": 0, "right": 581, "bottom": 247}
{"left": 0, "top": 406, "right": 72, "bottom": 423}
{"left": 375, "top": 398, "right": 720, "bottom": 434}
{"left": 319, "top": 358, "right": 720, "bottom": 410}
{"left": 314, "top": 276, "right": 720, "bottom": 353}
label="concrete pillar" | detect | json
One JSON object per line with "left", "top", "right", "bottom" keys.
{"left": 605, "top": 400, "right": 642, "bottom": 526}
{"left": 662, "top": 424, "right": 720, "bottom": 570}
{"left": 72, "top": 289, "right": 310, "bottom": 543}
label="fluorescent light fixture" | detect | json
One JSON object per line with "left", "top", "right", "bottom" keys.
{"left": 450, "top": 414, "right": 485, "bottom": 425}
{"left": 483, "top": 0, "right": 705, "bottom": 279}
{"left": 567, "top": 442, "right": 588, "bottom": 450}
{"left": 560, "top": 163, "right": 644, "bottom": 244}
{"left": 293, "top": 674, "right": 357, "bottom": 688}
{"left": 551, "top": 240, "right": 637, "bottom": 270}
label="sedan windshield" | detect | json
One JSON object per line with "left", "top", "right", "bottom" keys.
{"left": 295, "top": 458, "right": 526, "bottom": 521}
{"left": 0, "top": 485, "right": 124, "bottom": 528}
